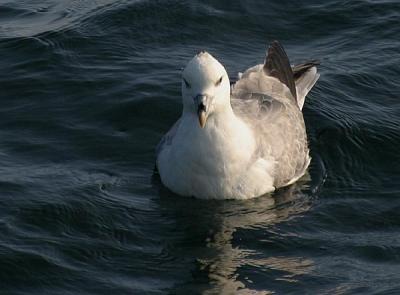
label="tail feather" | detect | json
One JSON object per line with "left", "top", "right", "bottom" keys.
{"left": 293, "top": 61, "right": 320, "bottom": 110}
{"left": 292, "top": 60, "right": 320, "bottom": 80}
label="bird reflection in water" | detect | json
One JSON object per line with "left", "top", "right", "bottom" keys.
{"left": 197, "top": 181, "right": 314, "bottom": 294}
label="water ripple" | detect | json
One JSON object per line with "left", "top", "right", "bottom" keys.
{"left": 0, "top": 0, "right": 399, "bottom": 294}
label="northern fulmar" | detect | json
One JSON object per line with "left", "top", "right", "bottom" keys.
{"left": 156, "top": 41, "right": 320, "bottom": 200}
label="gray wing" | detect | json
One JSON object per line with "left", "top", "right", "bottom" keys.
{"left": 231, "top": 41, "right": 311, "bottom": 187}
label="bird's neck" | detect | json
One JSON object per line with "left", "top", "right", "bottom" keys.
{"left": 177, "top": 107, "right": 256, "bottom": 180}
{"left": 185, "top": 103, "right": 255, "bottom": 154}
{"left": 208, "top": 103, "right": 236, "bottom": 127}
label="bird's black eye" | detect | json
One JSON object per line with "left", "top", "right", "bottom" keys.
{"left": 215, "top": 76, "right": 223, "bottom": 86}
{"left": 183, "top": 78, "right": 191, "bottom": 88}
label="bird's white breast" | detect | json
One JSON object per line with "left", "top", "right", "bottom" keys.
{"left": 157, "top": 113, "right": 275, "bottom": 199}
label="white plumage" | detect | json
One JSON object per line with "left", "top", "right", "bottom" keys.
{"left": 156, "top": 41, "right": 319, "bottom": 200}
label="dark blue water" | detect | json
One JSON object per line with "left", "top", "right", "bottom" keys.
{"left": 0, "top": 1, "right": 399, "bottom": 294}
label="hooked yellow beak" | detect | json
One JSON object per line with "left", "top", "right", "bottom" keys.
{"left": 198, "top": 107, "right": 207, "bottom": 128}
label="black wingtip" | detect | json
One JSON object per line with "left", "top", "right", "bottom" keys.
{"left": 263, "top": 40, "right": 298, "bottom": 102}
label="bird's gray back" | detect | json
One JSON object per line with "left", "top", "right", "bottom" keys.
{"left": 231, "top": 66, "right": 309, "bottom": 187}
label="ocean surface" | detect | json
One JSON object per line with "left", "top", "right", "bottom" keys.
{"left": 0, "top": 0, "right": 399, "bottom": 294}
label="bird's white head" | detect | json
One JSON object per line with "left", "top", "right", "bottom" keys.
{"left": 181, "top": 51, "right": 231, "bottom": 128}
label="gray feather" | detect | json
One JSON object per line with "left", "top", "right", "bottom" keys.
{"left": 231, "top": 41, "right": 320, "bottom": 187}
{"left": 292, "top": 60, "right": 320, "bottom": 81}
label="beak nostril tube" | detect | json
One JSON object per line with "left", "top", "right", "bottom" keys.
{"left": 198, "top": 102, "right": 207, "bottom": 112}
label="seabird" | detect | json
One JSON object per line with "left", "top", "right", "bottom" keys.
{"left": 156, "top": 41, "right": 319, "bottom": 199}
